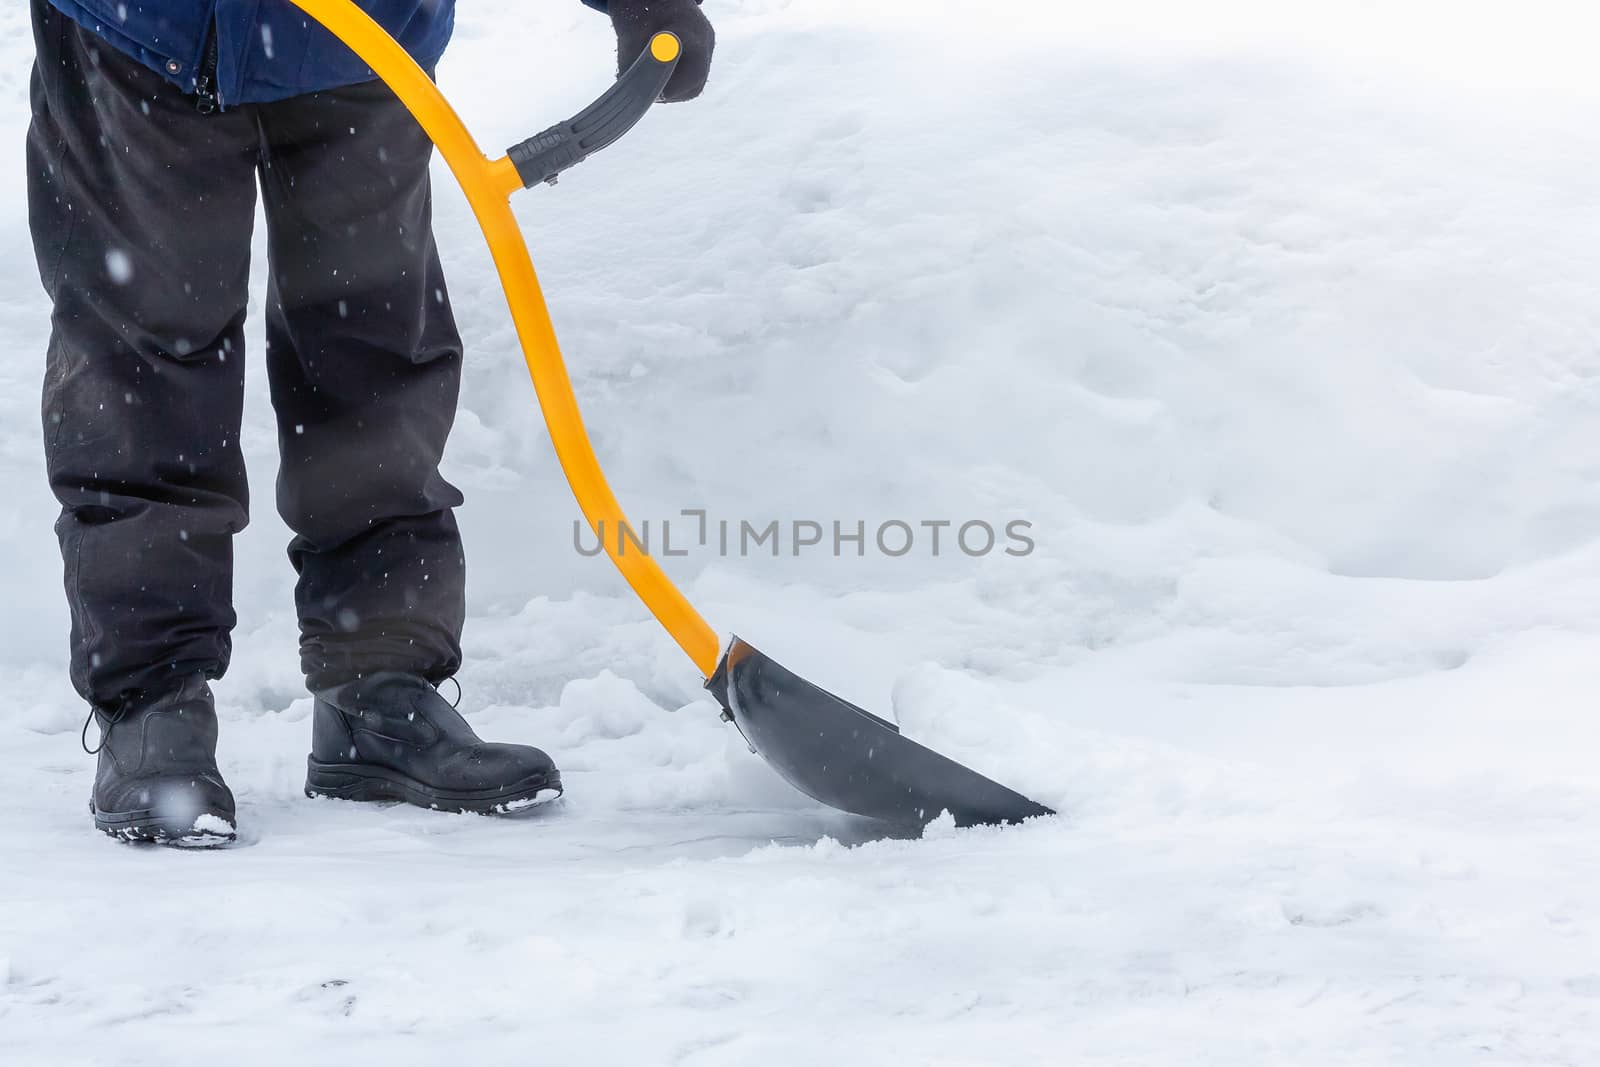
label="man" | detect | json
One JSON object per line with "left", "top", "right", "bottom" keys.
{"left": 28, "top": 0, "right": 714, "bottom": 846}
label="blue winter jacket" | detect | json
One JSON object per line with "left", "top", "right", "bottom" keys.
{"left": 46, "top": 0, "right": 607, "bottom": 107}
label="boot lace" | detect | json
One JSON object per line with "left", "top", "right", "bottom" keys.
{"left": 80, "top": 693, "right": 135, "bottom": 756}
{"left": 437, "top": 676, "right": 462, "bottom": 709}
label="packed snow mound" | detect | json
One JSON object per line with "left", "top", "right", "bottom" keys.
{"left": 1, "top": 0, "right": 1598, "bottom": 1062}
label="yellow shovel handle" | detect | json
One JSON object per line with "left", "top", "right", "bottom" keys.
{"left": 287, "top": 0, "right": 722, "bottom": 677}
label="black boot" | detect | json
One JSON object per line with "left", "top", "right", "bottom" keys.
{"left": 305, "top": 673, "right": 562, "bottom": 814}
{"left": 87, "top": 676, "right": 238, "bottom": 846}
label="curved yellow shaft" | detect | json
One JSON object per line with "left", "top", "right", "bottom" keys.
{"left": 288, "top": 0, "right": 722, "bottom": 677}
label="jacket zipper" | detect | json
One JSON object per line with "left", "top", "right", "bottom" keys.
{"left": 194, "top": 23, "right": 220, "bottom": 114}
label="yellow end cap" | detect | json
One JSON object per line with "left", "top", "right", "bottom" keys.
{"left": 650, "top": 32, "right": 681, "bottom": 63}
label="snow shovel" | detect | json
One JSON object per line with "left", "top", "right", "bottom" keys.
{"left": 290, "top": 0, "right": 1053, "bottom": 828}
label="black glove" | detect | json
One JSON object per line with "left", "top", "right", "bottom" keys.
{"left": 608, "top": 0, "right": 715, "bottom": 103}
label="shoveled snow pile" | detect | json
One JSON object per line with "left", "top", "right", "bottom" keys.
{"left": 1, "top": 0, "right": 1597, "bottom": 1062}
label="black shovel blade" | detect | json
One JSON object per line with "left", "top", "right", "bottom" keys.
{"left": 705, "top": 637, "right": 1054, "bottom": 828}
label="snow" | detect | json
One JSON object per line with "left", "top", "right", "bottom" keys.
{"left": 489, "top": 789, "right": 560, "bottom": 814}
{"left": 187, "top": 813, "right": 236, "bottom": 837}
{"left": 2, "top": 0, "right": 1599, "bottom": 1061}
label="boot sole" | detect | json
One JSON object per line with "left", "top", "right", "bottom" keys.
{"left": 304, "top": 758, "right": 563, "bottom": 815}
{"left": 91, "top": 804, "right": 238, "bottom": 848}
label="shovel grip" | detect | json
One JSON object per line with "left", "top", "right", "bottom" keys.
{"left": 507, "top": 32, "right": 680, "bottom": 188}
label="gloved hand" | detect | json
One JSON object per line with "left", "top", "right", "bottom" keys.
{"left": 608, "top": 0, "right": 715, "bottom": 102}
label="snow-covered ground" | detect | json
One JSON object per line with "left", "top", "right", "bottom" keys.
{"left": 3, "top": 0, "right": 1599, "bottom": 1061}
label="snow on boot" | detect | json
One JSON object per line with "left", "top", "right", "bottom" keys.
{"left": 86, "top": 675, "right": 238, "bottom": 847}
{"left": 305, "top": 672, "right": 562, "bottom": 815}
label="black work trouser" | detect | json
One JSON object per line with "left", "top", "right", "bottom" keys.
{"left": 28, "top": 0, "right": 467, "bottom": 709}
